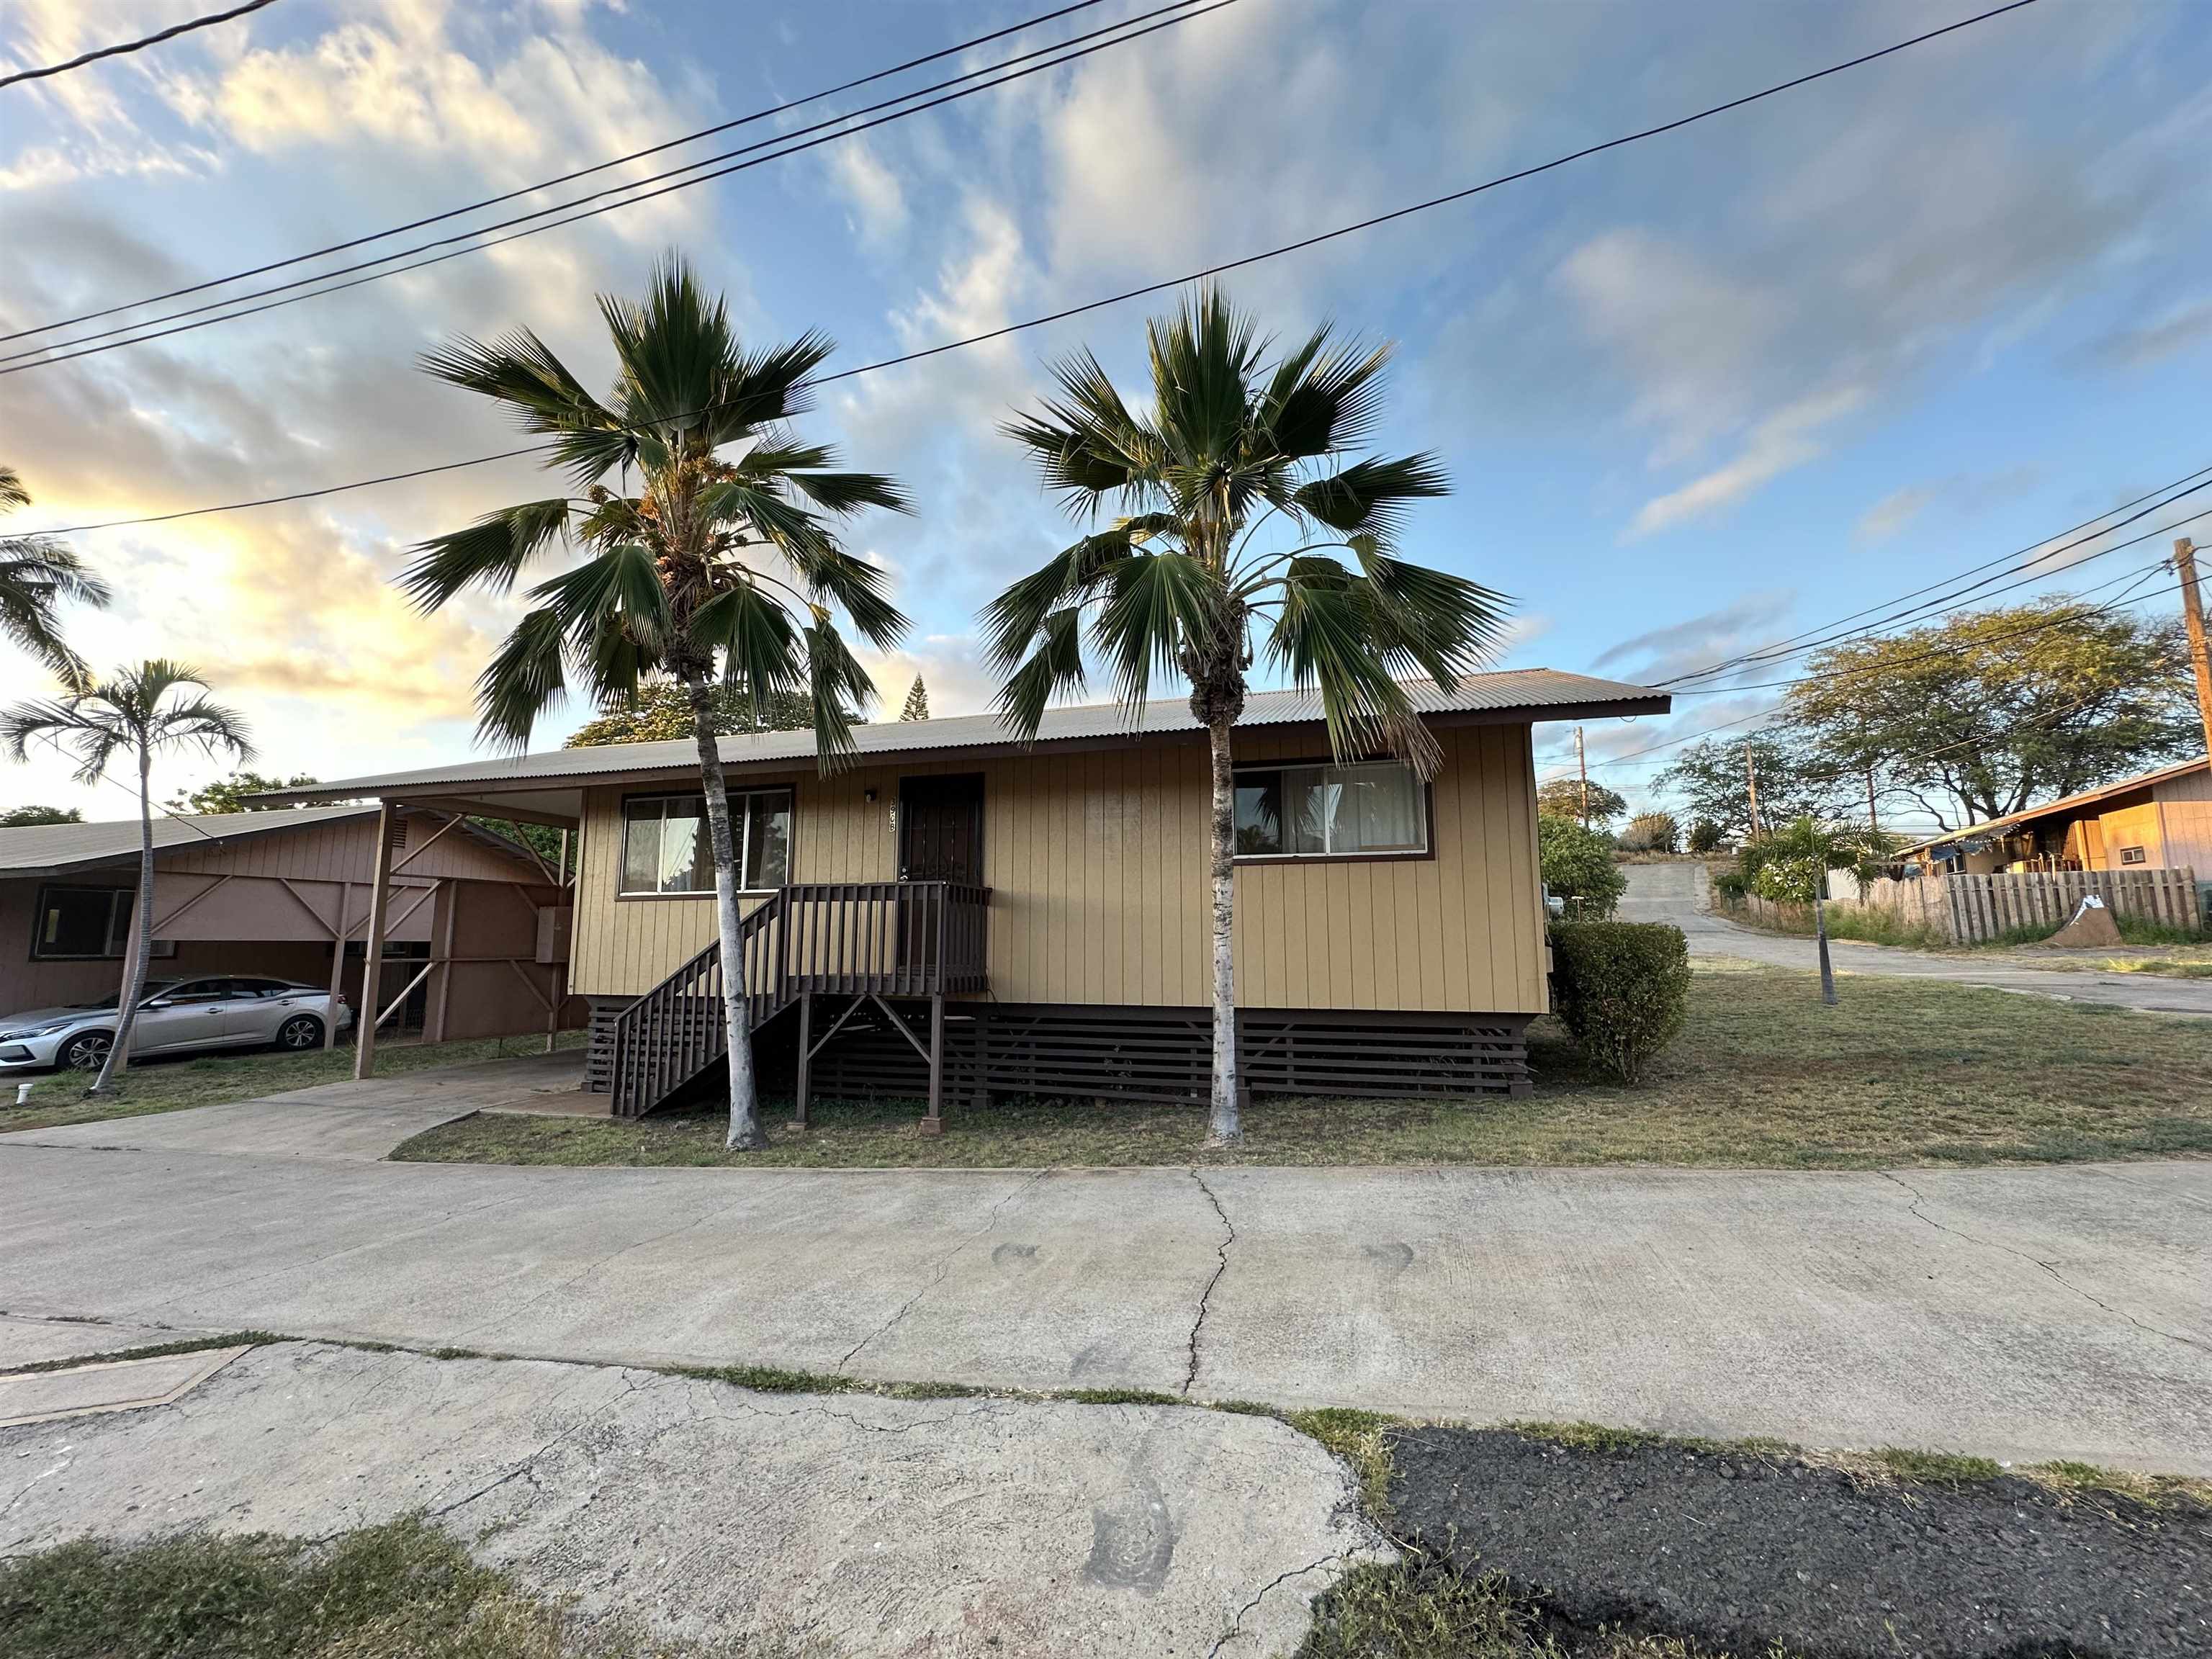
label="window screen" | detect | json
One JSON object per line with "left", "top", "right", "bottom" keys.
{"left": 1231, "top": 762, "right": 1426, "bottom": 858}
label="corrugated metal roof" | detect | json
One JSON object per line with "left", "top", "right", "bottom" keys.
{"left": 1894, "top": 753, "right": 2210, "bottom": 858}
{"left": 0, "top": 803, "right": 379, "bottom": 876}
{"left": 264, "top": 669, "right": 1669, "bottom": 804}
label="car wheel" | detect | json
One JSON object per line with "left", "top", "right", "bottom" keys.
{"left": 61, "top": 1030, "right": 114, "bottom": 1071}
{"left": 275, "top": 1014, "right": 324, "bottom": 1051}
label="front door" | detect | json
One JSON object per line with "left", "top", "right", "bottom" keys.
{"left": 898, "top": 775, "right": 983, "bottom": 980}
{"left": 899, "top": 775, "right": 984, "bottom": 885}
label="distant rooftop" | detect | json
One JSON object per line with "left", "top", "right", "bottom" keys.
{"left": 0, "top": 803, "right": 377, "bottom": 878}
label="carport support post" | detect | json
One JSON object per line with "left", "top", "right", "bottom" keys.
{"left": 354, "top": 803, "right": 399, "bottom": 1081}
{"left": 325, "top": 881, "right": 352, "bottom": 1048}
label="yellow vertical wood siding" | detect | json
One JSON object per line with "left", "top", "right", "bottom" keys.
{"left": 569, "top": 721, "right": 1550, "bottom": 1013}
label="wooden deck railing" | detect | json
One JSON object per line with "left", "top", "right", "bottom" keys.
{"left": 607, "top": 881, "right": 988, "bottom": 1117}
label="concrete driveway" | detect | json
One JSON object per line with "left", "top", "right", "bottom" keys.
{"left": 4, "top": 1079, "right": 2208, "bottom": 1472}
{"left": 1622, "top": 861, "right": 2212, "bottom": 1017}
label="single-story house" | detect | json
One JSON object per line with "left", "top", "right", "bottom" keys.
{"left": 0, "top": 804, "right": 581, "bottom": 1046}
{"left": 266, "top": 668, "right": 1669, "bottom": 1122}
{"left": 1895, "top": 755, "right": 2211, "bottom": 895}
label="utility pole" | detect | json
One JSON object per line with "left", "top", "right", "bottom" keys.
{"left": 1745, "top": 741, "right": 1763, "bottom": 838}
{"left": 1575, "top": 726, "right": 1590, "bottom": 828}
{"left": 2176, "top": 539, "right": 2212, "bottom": 759}
{"left": 1866, "top": 767, "right": 1880, "bottom": 836}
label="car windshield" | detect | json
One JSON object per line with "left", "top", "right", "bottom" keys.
{"left": 68, "top": 980, "right": 182, "bottom": 1012}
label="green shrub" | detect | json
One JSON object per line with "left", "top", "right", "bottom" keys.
{"left": 1686, "top": 817, "right": 1725, "bottom": 855}
{"left": 1547, "top": 921, "right": 1691, "bottom": 1082}
{"left": 1709, "top": 865, "right": 1748, "bottom": 904}
{"left": 1537, "top": 814, "right": 1627, "bottom": 919}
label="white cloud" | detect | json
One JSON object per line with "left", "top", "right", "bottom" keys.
{"left": 1855, "top": 484, "right": 1937, "bottom": 544}
{"left": 1627, "top": 385, "right": 1866, "bottom": 539}
{"left": 827, "top": 139, "right": 907, "bottom": 247}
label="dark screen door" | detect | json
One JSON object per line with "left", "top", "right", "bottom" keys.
{"left": 899, "top": 775, "right": 984, "bottom": 885}
{"left": 898, "top": 775, "right": 983, "bottom": 981}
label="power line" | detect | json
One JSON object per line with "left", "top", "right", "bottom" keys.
{"left": 0, "top": 0, "right": 279, "bottom": 91}
{"left": 0, "top": 0, "right": 1231, "bottom": 375}
{"left": 1663, "top": 502, "right": 2212, "bottom": 698}
{"left": 1656, "top": 462, "right": 2212, "bottom": 687}
{"left": 17, "top": 0, "right": 2044, "bottom": 535}
{"left": 1579, "top": 562, "right": 2180, "bottom": 775}
{"left": 0, "top": 0, "right": 1116, "bottom": 342}
{"left": 1671, "top": 566, "right": 2186, "bottom": 696}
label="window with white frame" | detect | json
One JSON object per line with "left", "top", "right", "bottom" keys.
{"left": 619, "top": 791, "right": 792, "bottom": 894}
{"left": 1231, "top": 760, "right": 1428, "bottom": 859}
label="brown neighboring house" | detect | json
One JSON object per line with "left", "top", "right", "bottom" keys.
{"left": 268, "top": 668, "right": 1669, "bottom": 1121}
{"left": 1895, "top": 755, "right": 2212, "bottom": 890}
{"left": 0, "top": 804, "right": 580, "bottom": 1046}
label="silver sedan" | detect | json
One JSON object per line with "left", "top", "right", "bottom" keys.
{"left": 0, "top": 976, "right": 354, "bottom": 1074}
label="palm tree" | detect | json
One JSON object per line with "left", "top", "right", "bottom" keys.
{"left": 1, "top": 465, "right": 112, "bottom": 686}
{"left": 1, "top": 662, "right": 252, "bottom": 1094}
{"left": 984, "top": 288, "right": 1508, "bottom": 1143}
{"left": 402, "top": 255, "right": 909, "bottom": 1151}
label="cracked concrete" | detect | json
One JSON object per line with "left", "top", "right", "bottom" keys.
{"left": 4, "top": 1058, "right": 2211, "bottom": 1471}
{"left": 1182, "top": 1170, "right": 1236, "bottom": 1396}
{"left": 0, "top": 1341, "right": 1381, "bottom": 1659}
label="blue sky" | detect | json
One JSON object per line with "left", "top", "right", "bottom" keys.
{"left": 3, "top": 0, "right": 2209, "bottom": 835}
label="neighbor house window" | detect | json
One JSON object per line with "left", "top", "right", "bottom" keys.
{"left": 31, "top": 886, "right": 132, "bottom": 959}
{"left": 619, "top": 791, "right": 791, "bottom": 895}
{"left": 1231, "top": 761, "right": 1428, "bottom": 859}
{"left": 2119, "top": 845, "right": 2147, "bottom": 866}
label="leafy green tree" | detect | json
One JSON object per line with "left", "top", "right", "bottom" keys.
{"left": 1685, "top": 817, "right": 1725, "bottom": 855}
{"left": 1538, "top": 814, "right": 1627, "bottom": 918}
{"left": 565, "top": 679, "right": 811, "bottom": 747}
{"left": 166, "top": 770, "right": 318, "bottom": 814}
{"left": 1654, "top": 734, "right": 1847, "bottom": 843}
{"left": 0, "top": 804, "right": 80, "bottom": 826}
{"left": 983, "top": 289, "right": 1506, "bottom": 1144}
{"left": 1, "top": 465, "right": 111, "bottom": 685}
{"left": 899, "top": 675, "right": 930, "bottom": 722}
{"left": 1, "top": 662, "right": 251, "bottom": 1094}
{"left": 1535, "top": 775, "right": 1625, "bottom": 827}
{"left": 403, "top": 256, "right": 907, "bottom": 1150}
{"left": 1783, "top": 600, "right": 2196, "bottom": 830}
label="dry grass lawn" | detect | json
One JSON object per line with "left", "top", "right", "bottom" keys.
{"left": 393, "top": 963, "right": 2212, "bottom": 1172}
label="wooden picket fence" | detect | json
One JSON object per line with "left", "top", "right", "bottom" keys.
{"left": 1830, "top": 866, "right": 2202, "bottom": 944}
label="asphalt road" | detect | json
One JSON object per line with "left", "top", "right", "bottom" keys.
{"left": 1622, "top": 860, "right": 2212, "bottom": 1017}
{"left": 4, "top": 1084, "right": 2208, "bottom": 1473}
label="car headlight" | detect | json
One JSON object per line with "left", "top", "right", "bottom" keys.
{"left": 0, "top": 1021, "right": 72, "bottom": 1040}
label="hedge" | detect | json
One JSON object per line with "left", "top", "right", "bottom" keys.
{"left": 1547, "top": 920, "right": 1692, "bottom": 1083}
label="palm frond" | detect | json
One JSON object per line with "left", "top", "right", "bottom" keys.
{"left": 781, "top": 539, "right": 907, "bottom": 652}
{"left": 801, "top": 617, "right": 876, "bottom": 769}
{"left": 1148, "top": 287, "right": 1263, "bottom": 469}
{"left": 1292, "top": 453, "right": 1451, "bottom": 541}
{"left": 526, "top": 541, "right": 673, "bottom": 662}
{"left": 397, "top": 500, "right": 571, "bottom": 613}
{"left": 603, "top": 254, "right": 743, "bottom": 439}
{"left": 691, "top": 584, "right": 805, "bottom": 724}
{"left": 993, "top": 606, "right": 1087, "bottom": 740}
{"left": 1092, "top": 551, "right": 1220, "bottom": 716}
{"left": 475, "top": 607, "right": 570, "bottom": 750}
{"left": 1349, "top": 536, "right": 1512, "bottom": 685}
{"left": 1264, "top": 557, "right": 1438, "bottom": 773}
{"left": 0, "top": 466, "right": 30, "bottom": 513}
{"left": 782, "top": 467, "right": 913, "bottom": 518}
{"left": 1265, "top": 336, "right": 1393, "bottom": 461}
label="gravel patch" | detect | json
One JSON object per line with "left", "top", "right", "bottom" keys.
{"left": 1390, "top": 1425, "right": 2212, "bottom": 1658}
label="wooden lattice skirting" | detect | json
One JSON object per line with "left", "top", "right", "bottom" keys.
{"left": 581, "top": 998, "right": 1533, "bottom": 1105}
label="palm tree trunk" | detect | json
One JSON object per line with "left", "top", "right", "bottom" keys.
{"left": 89, "top": 747, "right": 156, "bottom": 1096}
{"left": 688, "top": 676, "right": 766, "bottom": 1150}
{"left": 1205, "top": 714, "right": 1241, "bottom": 1144}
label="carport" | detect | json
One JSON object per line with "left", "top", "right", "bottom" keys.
{"left": 0, "top": 806, "right": 581, "bottom": 1058}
